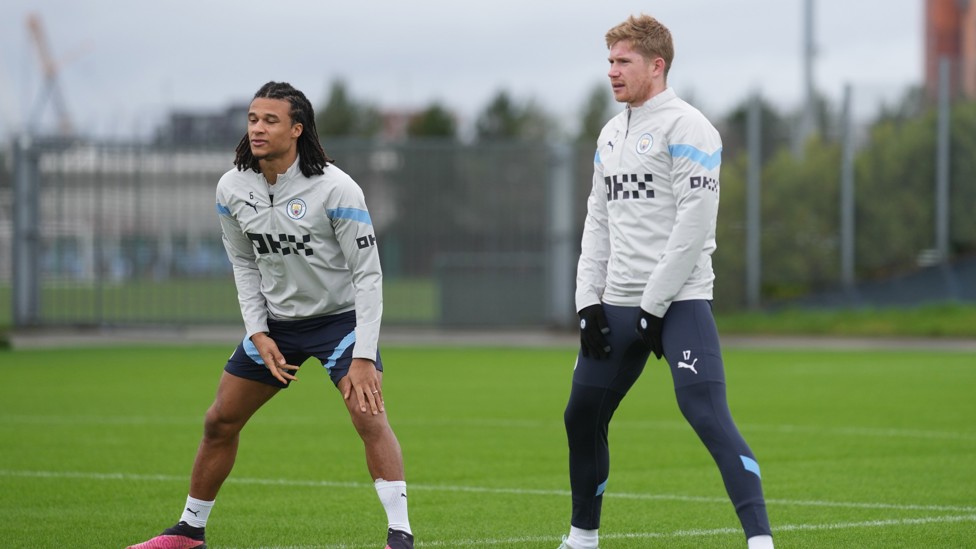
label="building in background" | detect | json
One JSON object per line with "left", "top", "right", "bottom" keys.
{"left": 925, "top": 0, "right": 976, "bottom": 99}
{"left": 153, "top": 105, "right": 433, "bottom": 145}
{"left": 154, "top": 104, "right": 248, "bottom": 148}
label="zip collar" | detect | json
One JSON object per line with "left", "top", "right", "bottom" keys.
{"left": 262, "top": 155, "right": 302, "bottom": 188}
{"left": 627, "top": 87, "right": 677, "bottom": 116}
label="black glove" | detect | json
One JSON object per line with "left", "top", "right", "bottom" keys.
{"left": 636, "top": 308, "right": 664, "bottom": 360}
{"left": 578, "top": 304, "right": 611, "bottom": 359}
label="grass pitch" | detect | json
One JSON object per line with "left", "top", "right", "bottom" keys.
{"left": 0, "top": 344, "right": 974, "bottom": 548}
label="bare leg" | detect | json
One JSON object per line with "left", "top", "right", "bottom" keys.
{"left": 339, "top": 372, "right": 404, "bottom": 480}
{"left": 189, "top": 372, "right": 280, "bottom": 500}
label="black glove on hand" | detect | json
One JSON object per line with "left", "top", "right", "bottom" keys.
{"left": 636, "top": 308, "right": 664, "bottom": 360}
{"left": 578, "top": 304, "right": 611, "bottom": 359}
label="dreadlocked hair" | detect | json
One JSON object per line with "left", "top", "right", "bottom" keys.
{"left": 234, "top": 81, "right": 333, "bottom": 177}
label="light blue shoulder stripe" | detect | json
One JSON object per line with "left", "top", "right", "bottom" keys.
{"left": 327, "top": 207, "right": 372, "bottom": 225}
{"left": 669, "top": 144, "right": 722, "bottom": 170}
{"left": 594, "top": 149, "right": 602, "bottom": 166}
{"left": 322, "top": 331, "right": 357, "bottom": 372}
{"left": 216, "top": 203, "right": 231, "bottom": 217}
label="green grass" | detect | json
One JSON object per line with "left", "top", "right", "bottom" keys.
{"left": 1, "top": 344, "right": 974, "bottom": 548}
{"left": 2, "top": 278, "right": 976, "bottom": 338}
{"left": 0, "top": 277, "right": 438, "bottom": 328}
{"left": 716, "top": 302, "right": 976, "bottom": 338}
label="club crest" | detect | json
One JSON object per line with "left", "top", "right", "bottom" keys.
{"left": 287, "top": 198, "right": 307, "bottom": 220}
{"left": 636, "top": 133, "right": 654, "bottom": 154}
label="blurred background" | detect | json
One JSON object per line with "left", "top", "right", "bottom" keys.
{"left": 1, "top": 0, "right": 974, "bottom": 336}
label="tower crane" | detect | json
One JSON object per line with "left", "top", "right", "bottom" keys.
{"left": 27, "top": 12, "right": 84, "bottom": 136}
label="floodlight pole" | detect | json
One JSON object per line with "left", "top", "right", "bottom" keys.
{"left": 795, "top": 0, "right": 816, "bottom": 158}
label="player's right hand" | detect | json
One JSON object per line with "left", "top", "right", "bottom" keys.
{"left": 578, "top": 304, "right": 611, "bottom": 359}
{"left": 250, "top": 332, "right": 300, "bottom": 384}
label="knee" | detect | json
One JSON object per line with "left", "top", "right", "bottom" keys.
{"left": 564, "top": 384, "right": 618, "bottom": 440}
{"left": 675, "top": 383, "right": 729, "bottom": 441}
{"left": 350, "top": 413, "right": 392, "bottom": 442}
{"left": 564, "top": 401, "right": 597, "bottom": 436}
{"left": 202, "top": 404, "right": 243, "bottom": 442}
{"left": 679, "top": 404, "right": 722, "bottom": 439}
{"left": 564, "top": 390, "right": 593, "bottom": 432}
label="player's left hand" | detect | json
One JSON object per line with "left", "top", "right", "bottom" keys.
{"left": 636, "top": 309, "right": 665, "bottom": 360}
{"left": 343, "top": 358, "right": 384, "bottom": 415}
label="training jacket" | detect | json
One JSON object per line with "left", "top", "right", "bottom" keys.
{"left": 576, "top": 87, "right": 722, "bottom": 318}
{"left": 216, "top": 157, "right": 382, "bottom": 360}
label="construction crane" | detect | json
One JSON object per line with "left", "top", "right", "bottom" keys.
{"left": 26, "top": 12, "right": 77, "bottom": 136}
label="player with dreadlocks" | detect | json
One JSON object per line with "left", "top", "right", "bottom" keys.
{"left": 128, "top": 81, "right": 414, "bottom": 549}
{"left": 233, "top": 81, "right": 333, "bottom": 176}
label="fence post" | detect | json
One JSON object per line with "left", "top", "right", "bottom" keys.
{"left": 746, "top": 92, "right": 762, "bottom": 309}
{"left": 12, "top": 135, "right": 41, "bottom": 326}
{"left": 935, "top": 56, "right": 951, "bottom": 263}
{"left": 934, "top": 56, "right": 960, "bottom": 299}
{"left": 840, "top": 84, "right": 856, "bottom": 294}
{"left": 547, "top": 142, "right": 575, "bottom": 327}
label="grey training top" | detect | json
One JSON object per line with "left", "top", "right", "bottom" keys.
{"left": 216, "top": 157, "right": 382, "bottom": 359}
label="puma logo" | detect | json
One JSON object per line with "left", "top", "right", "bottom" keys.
{"left": 185, "top": 507, "right": 199, "bottom": 516}
{"left": 677, "top": 357, "right": 698, "bottom": 374}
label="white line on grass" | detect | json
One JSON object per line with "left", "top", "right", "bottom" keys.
{"left": 4, "top": 414, "right": 975, "bottom": 442}
{"left": 0, "top": 414, "right": 203, "bottom": 425}
{"left": 222, "top": 514, "right": 976, "bottom": 548}
{"left": 741, "top": 423, "right": 976, "bottom": 442}
{"left": 606, "top": 419, "right": 976, "bottom": 442}
{"left": 3, "top": 469, "right": 974, "bottom": 514}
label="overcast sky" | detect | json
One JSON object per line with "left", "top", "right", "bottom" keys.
{"left": 0, "top": 0, "right": 922, "bottom": 140}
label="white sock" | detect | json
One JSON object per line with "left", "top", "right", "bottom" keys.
{"left": 567, "top": 526, "right": 599, "bottom": 549}
{"left": 747, "top": 534, "right": 774, "bottom": 549}
{"left": 180, "top": 495, "right": 214, "bottom": 528}
{"left": 375, "top": 479, "right": 411, "bottom": 535}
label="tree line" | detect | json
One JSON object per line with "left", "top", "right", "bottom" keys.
{"left": 316, "top": 79, "right": 976, "bottom": 307}
{"left": 715, "top": 88, "right": 975, "bottom": 307}
{"left": 315, "top": 79, "right": 611, "bottom": 142}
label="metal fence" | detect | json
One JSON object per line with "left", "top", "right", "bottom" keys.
{"left": 1, "top": 138, "right": 587, "bottom": 330}
{"left": 3, "top": 96, "right": 975, "bottom": 331}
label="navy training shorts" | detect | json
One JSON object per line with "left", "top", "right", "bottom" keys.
{"left": 224, "top": 310, "right": 383, "bottom": 389}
